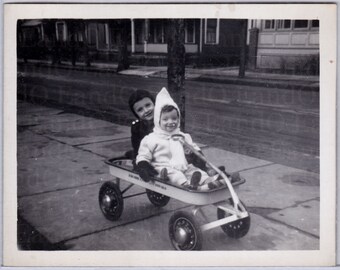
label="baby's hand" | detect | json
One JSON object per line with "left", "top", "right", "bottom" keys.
{"left": 137, "top": 161, "right": 158, "bottom": 182}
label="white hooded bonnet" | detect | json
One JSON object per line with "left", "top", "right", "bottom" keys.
{"left": 153, "top": 87, "right": 187, "bottom": 171}
{"left": 153, "top": 87, "right": 181, "bottom": 135}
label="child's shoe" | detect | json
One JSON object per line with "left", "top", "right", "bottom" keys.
{"left": 218, "top": 165, "right": 226, "bottom": 173}
{"left": 207, "top": 166, "right": 226, "bottom": 177}
{"left": 160, "top": 168, "right": 169, "bottom": 182}
{"left": 208, "top": 180, "right": 223, "bottom": 190}
{"left": 189, "top": 171, "right": 201, "bottom": 190}
{"left": 230, "top": 172, "right": 241, "bottom": 183}
{"left": 218, "top": 166, "right": 232, "bottom": 178}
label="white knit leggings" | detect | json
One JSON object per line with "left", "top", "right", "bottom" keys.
{"left": 155, "top": 164, "right": 209, "bottom": 186}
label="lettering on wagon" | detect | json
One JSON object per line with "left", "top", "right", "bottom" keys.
{"left": 128, "top": 173, "right": 140, "bottom": 180}
{"left": 155, "top": 183, "right": 166, "bottom": 190}
{"left": 128, "top": 173, "right": 166, "bottom": 190}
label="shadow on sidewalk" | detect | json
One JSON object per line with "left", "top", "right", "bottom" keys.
{"left": 17, "top": 214, "right": 69, "bottom": 250}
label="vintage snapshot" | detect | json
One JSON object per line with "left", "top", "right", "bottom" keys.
{"left": 3, "top": 3, "right": 336, "bottom": 267}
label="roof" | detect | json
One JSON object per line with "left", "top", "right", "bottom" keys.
{"left": 21, "top": 20, "right": 43, "bottom": 27}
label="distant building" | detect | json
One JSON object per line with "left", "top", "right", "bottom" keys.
{"left": 66, "top": 19, "right": 245, "bottom": 67}
{"left": 17, "top": 18, "right": 319, "bottom": 74}
{"left": 248, "top": 19, "right": 319, "bottom": 74}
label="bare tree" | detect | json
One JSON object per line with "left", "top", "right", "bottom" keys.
{"left": 81, "top": 20, "right": 91, "bottom": 67}
{"left": 17, "top": 20, "right": 28, "bottom": 63}
{"left": 239, "top": 19, "right": 248, "bottom": 78}
{"left": 167, "top": 19, "right": 186, "bottom": 130}
{"left": 43, "top": 19, "right": 60, "bottom": 65}
{"left": 67, "top": 20, "right": 77, "bottom": 66}
{"left": 116, "top": 19, "right": 130, "bottom": 72}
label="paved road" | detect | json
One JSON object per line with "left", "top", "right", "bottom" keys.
{"left": 18, "top": 65, "right": 319, "bottom": 173}
{"left": 17, "top": 101, "right": 319, "bottom": 253}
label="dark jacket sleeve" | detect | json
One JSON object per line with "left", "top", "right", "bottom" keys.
{"left": 185, "top": 151, "right": 207, "bottom": 171}
{"left": 131, "top": 124, "right": 141, "bottom": 159}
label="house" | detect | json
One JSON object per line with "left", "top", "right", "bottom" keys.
{"left": 248, "top": 19, "right": 319, "bottom": 74}
{"left": 57, "top": 19, "right": 245, "bottom": 66}
{"left": 17, "top": 18, "right": 319, "bottom": 74}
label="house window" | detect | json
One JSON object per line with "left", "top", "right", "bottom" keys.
{"left": 149, "top": 19, "right": 165, "bottom": 43}
{"left": 311, "top": 20, "right": 319, "bottom": 28}
{"left": 205, "top": 19, "right": 219, "bottom": 44}
{"left": 135, "top": 20, "right": 144, "bottom": 44}
{"left": 277, "top": 20, "right": 291, "bottom": 30}
{"left": 264, "top": 20, "right": 275, "bottom": 30}
{"left": 97, "top": 23, "right": 107, "bottom": 49}
{"left": 23, "top": 28, "right": 40, "bottom": 45}
{"left": 87, "top": 23, "right": 97, "bottom": 46}
{"left": 110, "top": 28, "right": 119, "bottom": 48}
{"left": 185, "top": 20, "right": 195, "bottom": 43}
{"left": 77, "top": 32, "right": 83, "bottom": 42}
{"left": 294, "top": 20, "right": 308, "bottom": 29}
{"left": 56, "top": 22, "right": 66, "bottom": 41}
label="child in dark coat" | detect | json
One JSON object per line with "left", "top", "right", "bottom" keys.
{"left": 128, "top": 90, "right": 155, "bottom": 159}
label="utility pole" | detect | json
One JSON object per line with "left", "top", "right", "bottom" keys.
{"left": 167, "top": 19, "right": 186, "bottom": 130}
{"left": 239, "top": 19, "right": 248, "bottom": 78}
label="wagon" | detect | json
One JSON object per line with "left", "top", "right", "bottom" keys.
{"left": 99, "top": 156, "right": 250, "bottom": 251}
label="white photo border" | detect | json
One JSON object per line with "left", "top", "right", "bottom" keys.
{"left": 3, "top": 3, "right": 337, "bottom": 267}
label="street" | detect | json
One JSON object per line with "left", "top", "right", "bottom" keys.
{"left": 18, "top": 64, "right": 319, "bottom": 173}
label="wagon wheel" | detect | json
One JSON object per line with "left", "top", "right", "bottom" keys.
{"left": 99, "top": 181, "right": 124, "bottom": 221}
{"left": 146, "top": 189, "right": 170, "bottom": 207}
{"left": 168, "top": 211, "right": 202, "bottom": 251}
{"left": 217, "top": 199, "right": 250, "bottom": 239}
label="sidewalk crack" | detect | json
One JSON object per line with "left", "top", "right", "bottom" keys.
{"left": 55, "top": 205, "right": 191, "bottom": 246}
{"left": 74, "top": 137, "right": 130, "bottom": 147}
{"left": 18, "top": 181, "right": 103, "bottom": 198}
{"left": 237, "top": 162, "right": 275, "bottom": 173}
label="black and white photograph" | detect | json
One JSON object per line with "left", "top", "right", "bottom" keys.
{"left": 3, "top": 3, "right": 336, "bottom": 267}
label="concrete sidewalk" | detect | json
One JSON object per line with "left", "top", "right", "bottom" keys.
{"left": 17, "top": 100, "right": 319, "bottom": 251}
{"left": 17, "top": 59, "right": 319, "bottom": 91}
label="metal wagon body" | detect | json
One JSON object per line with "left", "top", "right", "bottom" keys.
{"left": 99, "top": 157, "right": 250, "bottom": 250}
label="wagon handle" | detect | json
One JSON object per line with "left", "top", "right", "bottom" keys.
{"left": 171, "top": 134, "right": 241, "bottom": 210}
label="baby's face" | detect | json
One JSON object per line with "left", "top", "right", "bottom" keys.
{"left": 133, "top": 97, "right": 154, "bottom": 121}
{"left": 160, "top": 109, "right": 179, "bottom": 133}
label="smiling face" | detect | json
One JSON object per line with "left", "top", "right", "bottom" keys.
{"left": 133, "top": 97, "right": 155, "bottom": 121}
{"left": 160, "top": 108, "right": 179, "bottom": 133}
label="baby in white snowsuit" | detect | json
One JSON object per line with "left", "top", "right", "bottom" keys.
{"left": 136, "top": 88, "right": 212, "bottom": 189}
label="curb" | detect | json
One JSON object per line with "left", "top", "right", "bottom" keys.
{"left": 17, "top": 61, "right": 117, "bottom": 74}
{"left": 192, "top": 76, "right": 319, "bottom": 92}
{"left": 17, "top": 61, "right": 319, "bottom": 91}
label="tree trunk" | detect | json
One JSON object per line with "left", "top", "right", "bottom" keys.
{"left": 69, "top": 21, "right": 77, "bottom": 66}
{"left": 117, "top": 19, "right": 130, "bottom": 72}
{"left": 17, "top": 20, "right": 28, "bottom": 63}
{"left": 44, "top": 19, "right": 60, "bottom": 65}
{"left": 81, "top": 21, "right": 91, "bottom": 67}
{"left": 239, "top": 19, "right": 248, "bottom": 78}
{"left": 167, "top": 19, "right": 186, "bottom": 130}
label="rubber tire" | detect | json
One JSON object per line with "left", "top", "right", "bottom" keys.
{"left": 168, "top": 211, "right": 202, "bottom": 250}
{"left": 99, "top": 182, "right": 124, "bottom": 221}
{"left": 217, "top": 199, "right": 250, "bottom": 239}
{"left": 146, "top": 189, "right": 170, "bottom": 207}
